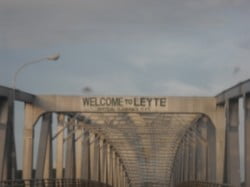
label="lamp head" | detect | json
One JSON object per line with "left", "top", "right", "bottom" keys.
{"left": 47, "top": 53, "right": 60, "bottom": 61}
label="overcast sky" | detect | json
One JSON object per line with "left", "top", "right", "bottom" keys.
{"left": 1, "top": 0, "right": 250, "bottom": 96}
{"left": 0, "top": 0, "right": 249, "bottom": 178}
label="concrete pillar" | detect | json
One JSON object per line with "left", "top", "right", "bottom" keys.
{"left": 100, "top": 139, "right": 107, "bottom": 184}
{"left": 196, "top": 118, "right": 207, "bottom": 181}
{"left": 43, "top": 117, "right": 53, "bottom": 179}
{"left": 207, "top": 121, "right": 216, "bottom": 182}
{"left": 23, "top": 103, "right": 41, "bottom": 179}
{"left": 224, "top": 99, "right": 241, "bottom": 186}
{"left": 0, "top": 97, "right": 9, "bottom": 181}
{"left": 65, "top": 118, "right": 76, "bottom": 179}
{"left": 75, "top": 122, "right": 84, "bottom": 179}
{"left": 245, "top": 93, "right": 250, "bottom": 187}
{"left": 107, "top": 145, "right": 113, "bottom": 186}
{"left": 35, "top": 113, "right": 52, "bottom": 179}
{"left": 82, "top": 130, "right": 90, "bottom": 181}
{"left": 90, "top": 133, "right": 99, "bottom": 181}
{"left": 123, "top": 171, "right": 126, "bottom": 187}
{"left": 116, "top": 156, "right": 120, "bottom": 187}
{"left": 112, "top": 151, "right": 116, "bottom": 187}
{"left": 56, "top": 114, "right": 65, "bottom": 179}
{"left": 120, "top": 164, "right": 123, "bottom": 187}
{"left": 116, "top": 157, "right": 120, "bottom": 187}
{"left": 0, "top": 96, "right": 17, "bottom": 181}
{"left": 216, "top": 104, "right": 226, "bottom": 183}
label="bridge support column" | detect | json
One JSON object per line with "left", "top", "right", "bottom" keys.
{"left": 65, "top": 118, "right": 76, "bottom": 179}
{"left": 245, "top": 94, "right": 250, "bottom": 187}
{"left": 56, "top": 114, "right": 65, "bottom": 179}
{"left": 82, "top": 130, "right": 90, "bottom": 183}
{"left": 43, "top": 115, "right": 53, "bottom": 180}
{"left": 35, "top": 113, "right": 53, "bottom": 180}
{"left": 207, "top": 120, "right": 216, "bottom": 182}
{"left": 90, "top": 133, "right": 99, "bottom": 182}
{"left": 112, "top": 151, "right": 117, "bottom": 187}
{"left": 196, "top": 118, "right": 207, "bottom": 181}
{"left": 100, "top": 139, "right": 107, "bottom": 184}
{"left": 75, "top": 121, "right": 84, "bottom": 179}
{"left": 116, "top": 157, "right": 120, "bottom": 187}
{"left": 224, "top": 99, "right": 240, "bottom": 186}
{"left": 216, "top": 104, "right": 226, "bottom": 183}
{"left": 0, "top": 97, "right": 15, "bottom": 181}
{"left": 107, "top": 145, "right": 113, "bottom": 186}
{"left": 23, "top": 103, "right": 42, "bottom": 180}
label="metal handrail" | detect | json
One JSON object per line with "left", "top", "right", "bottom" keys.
{"left": 176, "top": 181, "right": 233, "bottom": 187}
{"left": 0, "top": 178, "right": 112, "bottom": 187}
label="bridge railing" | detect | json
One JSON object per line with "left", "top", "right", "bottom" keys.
{"left": 0, "top": 179, "right": 111, "bottom": 187}
{"left": 176, "top": 181, "right": 233, "bottom": 187}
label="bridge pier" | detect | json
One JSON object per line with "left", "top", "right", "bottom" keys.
{"left": 82, "top": 130, "right": 90, "bottom": 182}
{"left": 56, "top": 114, "right": 65, "bottom": 179}
{"left": 0, "top": 96, "right": 16, "bottom": 181}
{"left": 245, "top": 94, "right": 250, "bottom": 187}
{"left": 90, "top": 133, "right": 99, "bottom": 182}
{"left": 23, "top": 103, "right": 42, "bottom": 180}
{"left": 196, "top": 118, "right": 208, "bottom": 181}
{"left": 75, "top": 121, "right": 84, "bottom": 179}
{"left": 35, "top": 113, "right": 53, "bottom": 180}
{"left": 65, "top": 117, "right": 76, "bottom": 179}
{"left": 107, "top": 145, "right": 113, "bottom": 186}
{"left": 224, "top": 99, "right": 241, "bottom": 187}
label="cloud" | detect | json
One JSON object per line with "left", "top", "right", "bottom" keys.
{"left": 154, "top": 80, "right": 211, "bottom": 96}
{"left": 1, "top": 0, "right": 250, "bottom": 49}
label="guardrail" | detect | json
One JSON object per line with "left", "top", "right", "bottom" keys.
{"left": 176, "top": 181, "right": 232, "bottom": 187}
{"left": 0, "top": 179, "right": 111, "bottom": 187}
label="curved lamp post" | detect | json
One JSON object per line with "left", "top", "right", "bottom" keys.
{"left": 10, "top": 53, "right": 60, "bottom": 179}
{"left": 12, "top": 53, "right": 60, "bottom": 91}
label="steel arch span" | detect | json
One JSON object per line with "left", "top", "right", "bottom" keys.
{"left": 1, "top": 79, "right": 250, "bottom": 187}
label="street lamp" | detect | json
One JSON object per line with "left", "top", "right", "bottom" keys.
{"left": 12, "top": 53, "right": 60, "bottom": 91}
{"left": 10, "top": 53, "right": 60, "bottom": 179}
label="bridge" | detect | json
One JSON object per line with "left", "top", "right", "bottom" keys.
{"left": 0, "top": 79, "right": 250, "bottom": 187}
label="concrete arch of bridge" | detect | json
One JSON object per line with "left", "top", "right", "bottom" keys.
{"left": 169, "top": 114, "right": 217, "bottom": 186}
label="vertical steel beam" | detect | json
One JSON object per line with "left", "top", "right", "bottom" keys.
{"left": 23, "top": 103, "right": 41, "bottom": 180}
{"left": 216, "top": 104, "right": 226, "bottom": 183}
{"left": 90, "top": 132, "right": 98, "bottom": 181}
{"left": 224, "top": 99, "right": 240, "bottom": 186}
{"left": 0, "top": 98, "right": 9, "bottom": 181}
{"left": 245, "top": 94, "right": 250, "bottom": 187}
{"left": 116, "top": 157, "right": 120, "bottom": 187}
{"left": 43, "top": 116, "right": 53, "bottom": 179}
{"left": 188, "top": 130, "right": 196, "bottom": 181}
{"left": 100, "top": 139, "right": 107, "bottom": 184}
{"left": 207, "top": 121, "right": 216, "bottom": 182}
{"left": 56, "top": 114, "right": 65, "bottom": 179}
{"left": 95, "top": 136, "right": 100, "bottom": 182}
{"left": 196, "top": 118, "right": 207, "bottom": 181}
{"left": 65, "top": 118, "right": 76, "bottom": 179}
{"left": 112, "top": 151, "right": 116, "bottom": 187}
{"left": 75, "top": 122, "right": 83, "bottom": 179}
{"left": 82, "top": 130, "right": 90, "bottom": 182}
{"left": 107, "top": 145, "right": 113, "bottom": 186}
